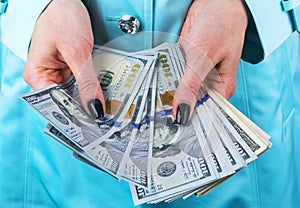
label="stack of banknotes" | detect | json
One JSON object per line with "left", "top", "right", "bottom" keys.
{"left": 21, "top": 43, "right": 272, "bottom": 205}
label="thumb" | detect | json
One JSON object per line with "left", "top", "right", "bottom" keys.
{"left": 173, "top": 41, "right": 213, "bottom": 125}
{"left": 67, "top": 53, "right": 105, "bottom": 120}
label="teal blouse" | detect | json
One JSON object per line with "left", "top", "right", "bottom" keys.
{"left": 1, "top": 0, "right": 300, "bottom": 207}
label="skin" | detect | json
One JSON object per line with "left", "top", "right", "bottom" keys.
{"left": 23, "top": 0, "right": 248, "bottom": 123}
{"left": 23, "top": 0, "right": 104, "bottom": 113}
{"left": 173, "top": 0, "right": 249, "bottom": 119}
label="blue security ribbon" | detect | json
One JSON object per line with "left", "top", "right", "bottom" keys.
{"left": 282, "top": 0, "right": 300, "bottom": 32}
{"left": 0, "top": 0, "right": 7, "bottom": 14}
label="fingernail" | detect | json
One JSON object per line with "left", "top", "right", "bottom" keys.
{"left": 88, "top": 98, "right": 104, "bottom": 119}
{"left": 176, "top": 103, "right": 190, "bottom": 125}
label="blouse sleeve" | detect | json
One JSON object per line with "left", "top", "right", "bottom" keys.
{"left": 0, "top": 0, "right": 52, "bottom": 61}
{"left": 242, "top": 0, "right": 296, "bottom": 63}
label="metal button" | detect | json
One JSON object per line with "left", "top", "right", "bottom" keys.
{"left": 118, "top": 15, "right": 140, "bottom": 35}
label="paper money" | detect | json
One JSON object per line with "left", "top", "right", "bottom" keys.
{"left": 130, "top": 120, "right": 218, "bottom": 205}
{"left": 21, "top": 82, "right": 108, "bottom": 149}
{"left": 43, "top": 123, "right": 117, "bottom": 178}
{"left": 130, "top": 44, "right": 219, "bottom": 205}
{"left": 21, "top": 42, "right": 271, "bottom": 206}
{"left": 206, "top": 86, "right": 271, "bottom": 155}
{"left": 83, "top": 59, "right": 156, "bottom": 178}
{"left": 85, "top": 47, "right": 157, "bottom": 147}
{"left": 116, "top": 66, "right": 156, "bottom": 187}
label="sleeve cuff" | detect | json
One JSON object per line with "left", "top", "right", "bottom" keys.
{"left": 242, "top": 0, "right": 294, "bottom": 64}
{"left": 0, "top": 0, "right": 52, "bottom": 61}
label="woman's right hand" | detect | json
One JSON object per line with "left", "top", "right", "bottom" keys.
{"left": 23, "top": 0, "right": 105, "bottom": 119}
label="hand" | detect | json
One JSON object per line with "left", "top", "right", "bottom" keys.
{"left": 173, "top": 0, "right": 249, "bottom": 125}
{"left": 23, "top": 0, "right": 105, "bottom": 119}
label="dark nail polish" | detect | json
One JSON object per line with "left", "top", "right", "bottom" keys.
{"left": 88, "top": 98, "right": 104, "bottom": 119}
{"left": 176, "top": 103, "right": 190, "bottom": 125}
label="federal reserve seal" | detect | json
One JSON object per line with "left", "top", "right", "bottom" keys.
{"left": 157, "top": 161, "right": 176, "bottom": 177}
{"left": 52, "top": 111, "right": 69, "bottom": 125}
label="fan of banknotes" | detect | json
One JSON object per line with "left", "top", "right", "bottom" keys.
{"left": 21, "top": 43, "right": 271, "bottom": 205}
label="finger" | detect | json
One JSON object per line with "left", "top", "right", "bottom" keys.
{"left": 173, "top": 40, "right": 214, "bottom": 124}
{"left": 66, "top": 52, "right": 105, "bottom": 120}
{"left": 214, "top": 58, "right": 238, "bottom": 99}
{"left": 203, "top": 67, "right": 226, "bottom": 98}
{"left": 23, "top": 64, "right": 72, "bottom": 90}
{"left": 23, "top": 39, "right": 72, "bottom": 90}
